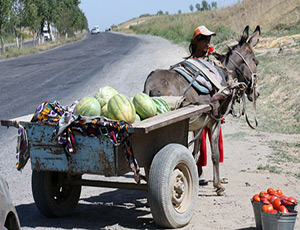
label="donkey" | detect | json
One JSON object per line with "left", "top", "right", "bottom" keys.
{"left": 143, "top": 25, "right": 260, "bottom": 195}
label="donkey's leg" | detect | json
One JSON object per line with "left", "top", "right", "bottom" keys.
{"left": 192, "top": 129, "right": 203, "bottom": 177}
{"left": 209, "top": 121, "right": 225, "bottom": 196}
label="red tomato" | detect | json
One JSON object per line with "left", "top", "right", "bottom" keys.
{"left": 261, "top": 198, "right": 270, "bottom": 205}
{"left": 269, "top": 195, "right": 277, "bottom": 204}
{"left": 261, "top": 193, "right": 271, "bottom": 201}
{"left": 273, "top": 198, "right": 282, "bottom": 210}
{"left": 280, "top": 195, "right": 288, "bottom": 205}
{"left": 286, "top": 197, "right": 298, "bottom": 205}
{"left": 259, "top": 191, "right": 268, "bottom": 198}
{"left": 279, "top": 205, "right": 289, "bottom": 214}
{"left": 269, "top": 190, "right": 278, "bottom": 196}
{"left": 276, "top": 189, "right": 283, "bottom": 196}
{"left": 253, "top": 194, "right": 260, "bottom": 202}
{"left": 262, "top": 204, "right": 274, "bottom": 213}
{"left": 267, "top": 188, "right": 275, "bottom": 194}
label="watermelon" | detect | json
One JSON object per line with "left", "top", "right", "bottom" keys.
{"left": 100, "top": 104, "right": 109, "bottom": 118}
{"left": 152, "top": 98, "right": 171, "bottom": 115}
{"left": 133, "top": 93, "right": 157, "bottom": 119}
{"left": 74, "top": 97, "right": 101, "bottom": 116}
{"left": 134, "top": 114, "right": 141, "bottom": 123}
{"left": 95, "top": 86, "right": 118, "bottom": 108}
{"left": 107, "top": 94, "right": 136, "bottom": 123}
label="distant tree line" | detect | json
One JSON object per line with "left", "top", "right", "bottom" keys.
{"left": 190, "top": 1, "right": 217, "bottom": 12}
{"left": 155, "top": 0, "right": 218, "bottom": 16}
{"left": 0, "top": 0, "right": 88, "bottom": 52}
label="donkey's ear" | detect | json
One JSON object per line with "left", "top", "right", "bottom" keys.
{"left": 248, "top": 25, "right": 261, "bottom": 47}
{"left": 239, "top": 25, "right": 249, "bottom": 45}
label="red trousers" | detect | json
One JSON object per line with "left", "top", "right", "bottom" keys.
{"left": 197, "top": 127, "right": 224, "bottom": 167}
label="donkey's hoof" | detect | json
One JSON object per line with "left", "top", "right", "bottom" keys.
{"left": 216, "top": 188, "right": 225, "bottom": 196}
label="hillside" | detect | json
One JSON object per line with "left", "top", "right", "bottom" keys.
{"left": 117, "top": 0, "right": 300, "bottom": 135}
{"left": 118, "top": 0, "right": 300, "bottom": 43}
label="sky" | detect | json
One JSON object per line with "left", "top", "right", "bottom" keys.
{"left": 79, "top": 0, "right": 240, "bottom": 31}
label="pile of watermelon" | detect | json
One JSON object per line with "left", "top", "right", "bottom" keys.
{"left": 73, "top": 86, "right": 171, "bottom": 123}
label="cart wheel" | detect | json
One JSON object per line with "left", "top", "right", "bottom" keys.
{"left": 32, "top": 170, "right": 81, "bottom": 217}
{"left": 148, "top": 143, "right": 198, "bottom": 228}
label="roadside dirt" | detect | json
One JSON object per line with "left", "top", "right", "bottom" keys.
{"left": 185, "top": 117, "right": 300, "bottom": 230}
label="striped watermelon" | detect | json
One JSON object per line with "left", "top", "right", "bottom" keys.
{"left": 152, "top": 98, "right": 171, "bottom": 115}
{"left": 134, "top": 114, "right": 141, "bottom": 123}
{"left": 107, "top": 94, "right": 136, "bottom": 123}
{"left": 100, "top": 104, "right": 109, "bottom": 118}
{"left": 95, "top": 86, "right": 118, "bottom": 108}
{"left": 74, "top": 97, "right": 101, "bottom": 116}
{"left": 133, "top": 93, "right": 157, "bottom": 120}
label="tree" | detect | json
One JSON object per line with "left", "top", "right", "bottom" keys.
{"left": 53, "top": 0, "right": 86, "bottom": 38}
{"left": 202, "top": 0, "right": 209, "bottom": 11}
{"left": 211, "top": 1, "right": 217, "bottom": 9}
{"left": 189, "top": 4, "right": 194, "bottom": 12}
{"left": 24, "top": 0, "right": 40, "bottom": 46}
{"left": 195, "top": 3, "right": 201, "bottom": 11}
{"left": 0, "top": 0, "right": 12, "bottom": 52}
{"left": 156, "top": 10, "right": 163, "bottom": 15}
{"left": 11, "top": 0, "right": 21, "bottom": 48}
{"left": 178, "top": 9, "right": 181, "bottom": 14}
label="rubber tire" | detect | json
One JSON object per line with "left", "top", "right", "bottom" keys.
{"left": 148, "top": 143, "right": 198, "bottom": 228}
{"left": 32, "top": 170, "right": 81, "bottom": 217}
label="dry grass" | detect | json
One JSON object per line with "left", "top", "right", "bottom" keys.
{"left": 256, "top": 50, "right": 300, "bottom": 134}
{"left": 207, "top": 0, "right": 300, "bottom": 32}
{"left": 118, "top": 0, "right": 300, "bottom": 41}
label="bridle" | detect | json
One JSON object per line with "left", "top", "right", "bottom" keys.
{"left": 229, "top": 49, "right": 257, "bottom": 89}
{"left": 228, "top": 49, "right": 258, "bottom": 129}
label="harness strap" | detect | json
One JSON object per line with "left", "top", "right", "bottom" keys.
{"left": 228, "top": 50, "right": 258, "bottom": 129}
{"left": 172, "top": 67, "right": 210, "bottom": 94}
{"left": 245, "top": 86, "right": 258, "bottom": 129}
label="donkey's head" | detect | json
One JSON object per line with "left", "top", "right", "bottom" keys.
{"left": 224, "top": 25, "right": 261, "bottom": 101}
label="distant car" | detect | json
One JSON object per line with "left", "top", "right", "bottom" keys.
{"left": 91, "top": 26, "right": 100, "bottom": 34}
{"left": 0, "top": 176, "right": 20, "bottom": 230}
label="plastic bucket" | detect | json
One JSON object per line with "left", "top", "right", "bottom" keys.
{"left": 261, "top": 210, "right": 298, "bottom": 230}
{"left": 251, "top": 199, "right": 264, "bottom": 230}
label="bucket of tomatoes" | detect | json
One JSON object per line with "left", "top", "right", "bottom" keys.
{"left": 251, "top": 188, "right": 298, "bottom": 230}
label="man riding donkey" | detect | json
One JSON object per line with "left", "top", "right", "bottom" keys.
{"left": 144, "top": 24, "right": 260, "bottom": 195}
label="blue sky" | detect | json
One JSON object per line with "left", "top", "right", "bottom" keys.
{"left": 79, "top": 0, "right": 240, "bottom": 31}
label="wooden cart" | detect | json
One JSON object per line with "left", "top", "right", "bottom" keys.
{"left": 1, "top": 104, "right": 210, "bottom": 229}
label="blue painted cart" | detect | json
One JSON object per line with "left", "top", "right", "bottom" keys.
{"left": 1, "top": 104, "right": 210, "bottom": 228}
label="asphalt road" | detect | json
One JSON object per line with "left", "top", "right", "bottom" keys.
{"left": 0, "top": 32, "right": 138, "bottom": 120}
{"left": 0, "top": 32, "right": 186, "bottom": 229}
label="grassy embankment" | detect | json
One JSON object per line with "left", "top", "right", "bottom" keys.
{"left": 0, "top": 30, "right": 88, "bottom": 59}
{"left": 118, "top": 0, "right": 300, "bottom": 135}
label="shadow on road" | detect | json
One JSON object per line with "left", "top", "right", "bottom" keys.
{"left": 16, "top": 189, "right": 162, "bottom": 229}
